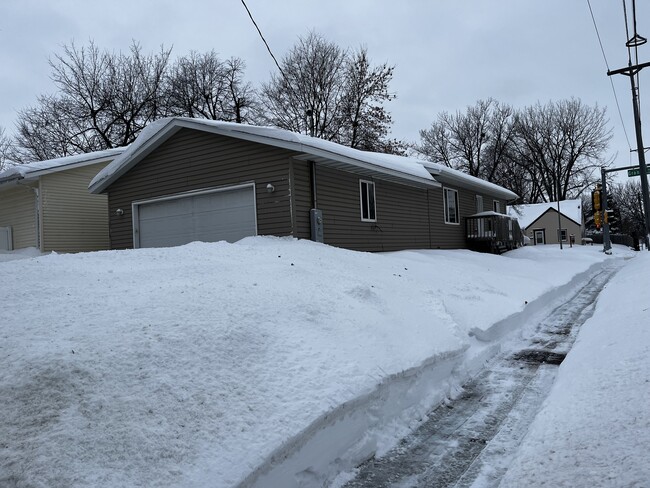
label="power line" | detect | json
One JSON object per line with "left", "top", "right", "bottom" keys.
{"left": 240, "top": 0, "right": 286, "bottom": 79}
{"left": 587, "top": 0, "right": 633, "bottom": 151}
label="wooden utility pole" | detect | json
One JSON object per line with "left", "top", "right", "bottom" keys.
{"left": 607, "top": 4, "right": 650, "bottom": 249}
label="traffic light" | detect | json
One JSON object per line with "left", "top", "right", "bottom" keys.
{"left": 594, "top": 210, "right": 601, "bottom": 229}
{"left": 605, "top": 209, "right": 619, "bottom": 231}
{"left": 591, "top": 187, "right": 602, "bottom": 211}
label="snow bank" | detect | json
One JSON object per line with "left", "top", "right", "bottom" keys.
{"left": 500, "top": 252, "right": 650, "bottom": 487}
{"left": 0, "top": 238, "right": 627, "bottom": 487}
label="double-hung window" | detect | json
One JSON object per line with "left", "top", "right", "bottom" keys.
{"left": 493, "top": 200, "right": 501, "bottom": 213}
{"left": 360, "top": 180, "right": 376, "bottom": 222}
{"left": 444, "top": 188, "right": 459, "bottom": 224}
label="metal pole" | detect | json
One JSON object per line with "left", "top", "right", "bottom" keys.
{"left": 557, "top": 161, "right": 563, "bottom": 249}
{"left": 628, "top": 73, "right": 650, "bottom": 249}
{"left": 601, "top": 168, "right": 612, "bottom": 253}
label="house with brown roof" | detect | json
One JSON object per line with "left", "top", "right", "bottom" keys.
{"left": 89, "top": 117, "right": 519, "bottom": 253}
{"left": 0, "top": 148, "right": 124, "bottom": 252}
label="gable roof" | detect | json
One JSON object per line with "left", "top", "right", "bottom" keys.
{"left": 88, "top": 117, "right": 518, "bottom": 200}
{"left": 507, "top": 199, "right": 583, "bottom": 229}
{"left": 0, "top": 148, "right": 125, "bottom": 189}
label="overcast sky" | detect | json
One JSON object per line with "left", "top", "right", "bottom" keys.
{"left": 1, "top": 0, "right": 648, "bottom": 171}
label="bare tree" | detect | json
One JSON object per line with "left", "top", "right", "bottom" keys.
{"left": 609, "top": 180, "right": 646, "bottom": 236}
{"left": 0, "top": 127, "right": 17, "bottom": 170}
{"left": 15, "top": 41, "right": 171, "bottom": 161}
{"left": 260, "top": 33, "right": 401, "bottom": 152}
{"left": 418, "top": 98, "right": 612, "bottom": 204}
{"left": 337, "top": 47, "right": 400, "bottom": 152}
{"left": 513, "top": 98, "right": 611, "bottom": 202}
{"left": 165, "top": 52, "right": 258, "bottom": 123}
{"left": 261, "top": 32, "right": 346, "bottom": 138}
{"left": 416, "top": 98, "right": 517, "bottom": 182}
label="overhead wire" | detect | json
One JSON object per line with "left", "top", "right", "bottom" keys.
{"left": 240, "top": 0, "right": 286, "bottom": 80}
{"left": 587, "top": 0, "right": 633, "bottom": 152}
{"left": 239, "top": 0, "right": 313, "bottom": 135}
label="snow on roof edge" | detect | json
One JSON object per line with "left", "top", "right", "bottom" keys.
{"left": 0, "top": 147, "right": 125, "bottom": 184}
{"left": 507, "top": 199, "right": 583, "bottom": 229}
{"left": 89, "top": 118, "right": 518, "bottom": 201}
{"left": 90, "top": 118, "right": 441, "bottom": 193}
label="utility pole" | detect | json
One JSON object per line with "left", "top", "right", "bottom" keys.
{"left": 607, "top": 3, "right": 650, "bottom": 250}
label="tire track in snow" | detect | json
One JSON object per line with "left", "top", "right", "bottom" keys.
{"left": 341, "top": 259, "right": 625, "bottom": 488}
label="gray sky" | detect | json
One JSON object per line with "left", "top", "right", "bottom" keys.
{"left": 1, "top": 0, "right": 648, "bottom": 172}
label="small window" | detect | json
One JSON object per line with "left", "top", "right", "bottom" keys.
{"left": 444, "top": 188, "right": 459, "bottom": 224}
{"left": 558, "top": 228, "right": 568, "bottom": 242}
{"left": 360, "top": 180, "right": 376, "bottom": 222}
{"left": 493, "top": 200, "right": 501, "bottom": 213}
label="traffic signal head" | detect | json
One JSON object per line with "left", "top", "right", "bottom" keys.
{"left": 594, "top": 211, "right": 601, "bottom": 229}
{"left": 592, "top": 188, "right": 601, "bottom": 211}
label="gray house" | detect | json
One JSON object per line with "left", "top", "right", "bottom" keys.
{"left": 0, "top": 148, "right": 124, "bottom": 252}
{"left": 89, "top": 117, "right": 517, "bottom": 252}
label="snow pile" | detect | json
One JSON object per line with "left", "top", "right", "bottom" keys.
{"left": 0, "top": 238, "right": 623, "bottom": 487}
{"left": 500, "top": 252, "right": 650, "bottom": 487}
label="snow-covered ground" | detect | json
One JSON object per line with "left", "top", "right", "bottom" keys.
{"left": 0, "top": 238, "right": 639, "bottom": 487}
{"left": 499, "top": 251, "right": 650, "bottom": 488}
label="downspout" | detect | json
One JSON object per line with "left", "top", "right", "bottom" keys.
{"left": 310, "top": 161, "right": 318, "bottom": 209}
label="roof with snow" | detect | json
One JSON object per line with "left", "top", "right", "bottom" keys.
{"left": 0, "top": 148, "right": 125, "bottom": 187}
{"left": 88, "top": 117, "right": 518, "bottom": 200}
{"left": 507, "top": 199, "right": 583, "bottom": 229}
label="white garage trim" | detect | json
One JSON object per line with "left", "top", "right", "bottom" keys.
{"left": 131, "top": 182, "right": 257, "bottom": 249}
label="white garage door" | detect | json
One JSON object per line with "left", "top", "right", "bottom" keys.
{"left": 134, "top": 184, "right": 257, "bottom": 248}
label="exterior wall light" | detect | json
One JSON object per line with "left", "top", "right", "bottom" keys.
{"left": 266, "top": 184, "right": 275, "bottom": 193}
{"left": 115, "top": 208, "right": 124, "bottom": 216}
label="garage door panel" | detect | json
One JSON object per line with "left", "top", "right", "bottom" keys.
{"left": 136, "top": 185, "right": 257, "bottom": 248}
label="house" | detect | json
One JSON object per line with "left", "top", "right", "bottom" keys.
{"left": 0, "top": 148, "right": 124, "bottom": 252}
{"left": 89, "top": 117, "right": 518, "bottom": 252}
{"left": 507, "top": 199, "right": 583, "bottom": 245}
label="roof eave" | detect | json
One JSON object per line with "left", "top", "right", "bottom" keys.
{"left": 433, "top": 169, "right": 518, "bottom": 200}
{"left": 90, "top": 118, "right": 441, "bottom": 193}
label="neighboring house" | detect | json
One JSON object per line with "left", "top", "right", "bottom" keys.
{"left": 89, "top": 117, "right": 518, "bottom": 252}
{"left": 0, "top": 148, "right": 124, "bottom": 252}
{"left": 507, "top": 199, "right": 583, "bottom": 245}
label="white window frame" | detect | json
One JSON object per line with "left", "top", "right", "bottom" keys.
{"left": 443, "top": 187, "right": 460, "bottom": 225}
{"left": 558, "top": 228, "right": 568, "bottom": 242}
{"left": 359, "top": 180, "right": 377, "bottom": 222}
{"left": 493, "top": 200, "right": 501, "bottom": 213}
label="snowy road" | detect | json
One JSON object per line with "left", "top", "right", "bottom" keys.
{"left": 341, "top": 258, "right": 625, "bottom": 488}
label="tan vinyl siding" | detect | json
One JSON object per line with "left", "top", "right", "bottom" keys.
{"left": 107, "top": 129, "right": 295, "bottom": 249}
{"left": 39, "top": 162, "right": 109, "bottom": 253}
{"left": 527, "top": 210, "right": 582, "bottom": 245}
{"left": 0, "top": 184, "right": 38, "bottom": 249}
{"left": 315, "top": 165, "right": 430, "bottom": 251}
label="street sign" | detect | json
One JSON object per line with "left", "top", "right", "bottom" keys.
{"left": 627, "top": 166, "right": 650, "bottom": 178}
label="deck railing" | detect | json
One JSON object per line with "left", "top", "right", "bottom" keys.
{"left": 466, "top": 212, "right": 523, "bottom": 254}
